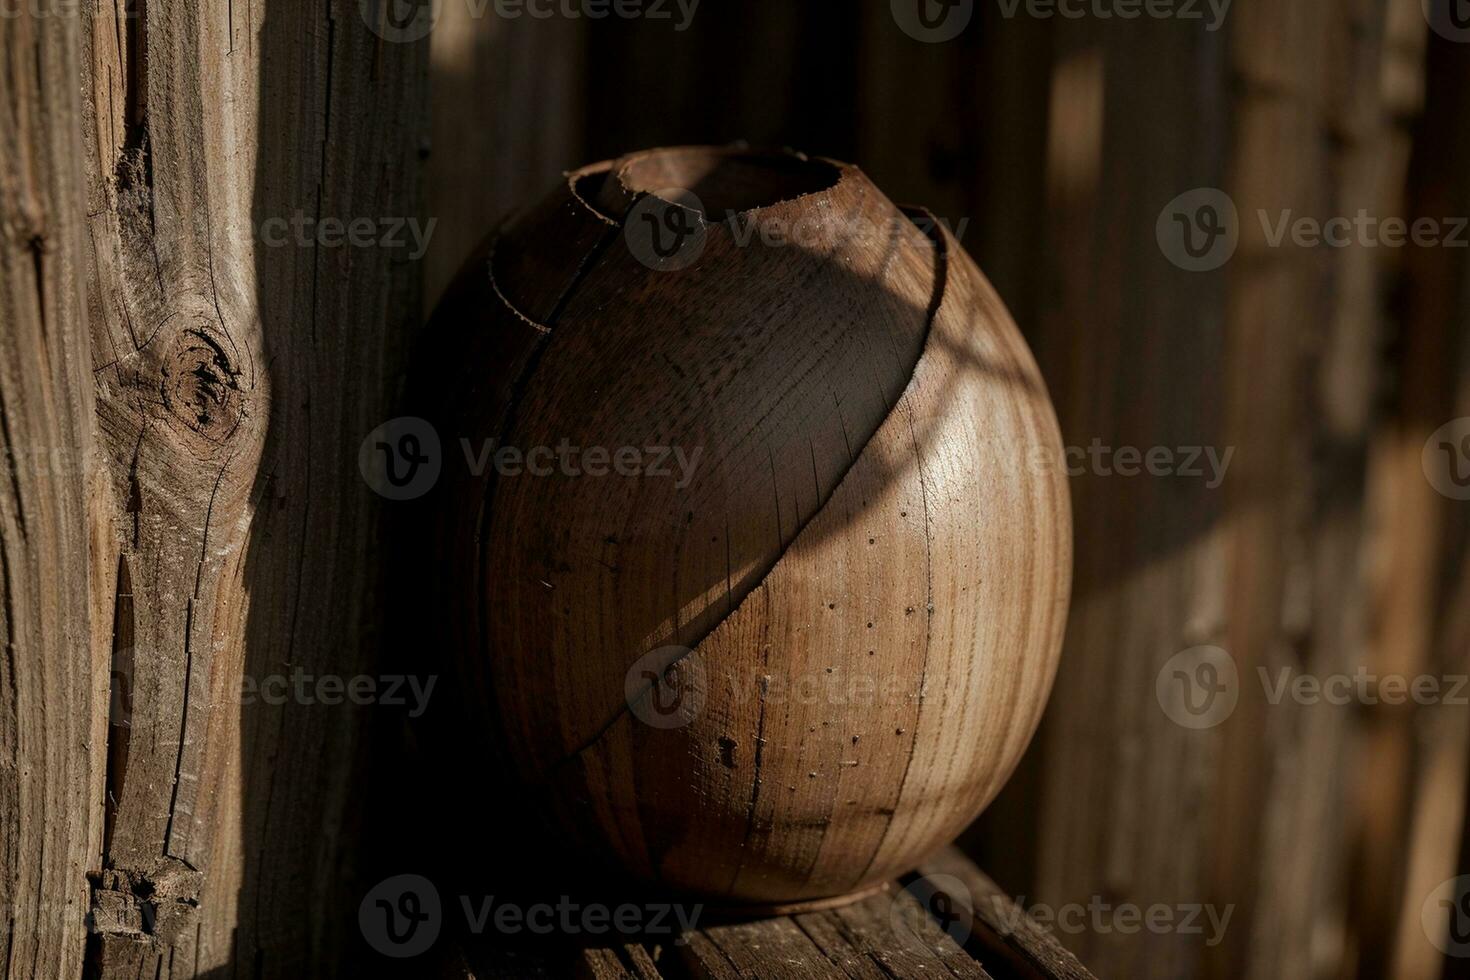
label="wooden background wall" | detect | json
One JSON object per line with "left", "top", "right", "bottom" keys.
{"left": 2, "top": 0, "right": 1468, "bottom": 977}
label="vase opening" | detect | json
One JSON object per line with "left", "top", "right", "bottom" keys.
{"left": 618, "top": 146, "right": 841, "bottom": 216}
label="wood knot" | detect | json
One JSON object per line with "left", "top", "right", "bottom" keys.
{"left": 160, "top": 325, "right": 244, "bottom": 443}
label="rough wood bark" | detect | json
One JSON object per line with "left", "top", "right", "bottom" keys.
{"left": 0, "top": 7, "right": 105, "bottom": 978}
{"left": 73, "top": 0, "right": 427, "bottom": 974}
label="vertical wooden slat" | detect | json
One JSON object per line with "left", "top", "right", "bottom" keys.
{"left": 855, "top": 5, "right": 1052, "bottom": 330}
{"left": 854, "top": 7, "right": 985, "bottom": 223}
{"left": 990, "top": 1, "right": 1410, "bottom": 976}
{"left": 76, "top": 0, "right": 428, "bottom": 974}
{"left": 0, "top": 6, "right": 103, "bottom": 977}
{"left": 581, "top": 7, "right": 859, "bottom": 162}
{"left": 385, "top": 3, "right": 589, "bottom": 945}
{"left": 1365, "top": 8, "right": 1470, "bottom": 976}
{"left": 1213, "top": 1, "right": 1410, "bottom": 974}
{"left": 424, "top": 10, "right": 586, "bottom": 311}
{"left": 1015, "top": 12, "right": 1232, "bottom": 980}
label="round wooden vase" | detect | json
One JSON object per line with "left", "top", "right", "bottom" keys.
{"left": 423, "top": 146, "right": 1071, "bottom": 911}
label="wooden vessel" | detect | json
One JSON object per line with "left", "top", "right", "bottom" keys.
{"left": 419, "top": 145, "right": 1072, "bottom": 910}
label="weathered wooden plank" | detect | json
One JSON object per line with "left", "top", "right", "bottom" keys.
{"left": 828, "top": 889, "right": 991, "bottom": 979}
{"left": 918, "top": 847, "right": 1097, "bottom": 980}
{"left": 787, "top": 911, "right": 895, "bottom": 979}
{"left": 424, "top": 9, "right": 585, "bottom": 311}
{"left": 0, "top": 6, "right": 105, "bottom": 978}
{"left": 678, "top": 932, "right": 743, "bottom": 980}
{"left": 675, "top": 886, "right": 992, "bottom": 980}
{"left": 1016, "top": 14, "right": 1233, "bottom": 978}
{"left": 1369, "top": 8, "right": 1470, "bottom": 974}
{"left": 582, "top": 7, "right": 859, "bottom": 163}
{"left": 694, "top": 915, "right": 854, "bottom": 980}
{"left": 1210, "top": 1, "right": 1405, "bottom": 975}
{"left": 76, "top": 0, "right": 428, "bottom": 974}
{"left": 854, "top": 0, "right": 1054, "bottom": 325}
{"left": 577, "top": 943, "right": 665, "bottom": 980}
{"left": 453, "top": 849, "right": 1092, "bottom": 978}
{"left": 975, "top": 2, "right": 1414, "bottom": 976}
{"left": 1332, "top": 1, "right": 1430, "bottom": 968}
{"left": 579, "top": 947, "right": 636, "bottom": 979}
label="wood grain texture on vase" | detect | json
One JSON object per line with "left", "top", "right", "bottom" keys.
{"left": 419, "top": 145, "right": 1072, "bottom": 910}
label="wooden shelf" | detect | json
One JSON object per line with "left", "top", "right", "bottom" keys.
{"left": 439, "top": 846, "right": 1098, "bottom": 979}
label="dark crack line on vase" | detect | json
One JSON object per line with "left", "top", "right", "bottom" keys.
{"left": 552, "top": 206, "right": 952, "bottom": 771}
